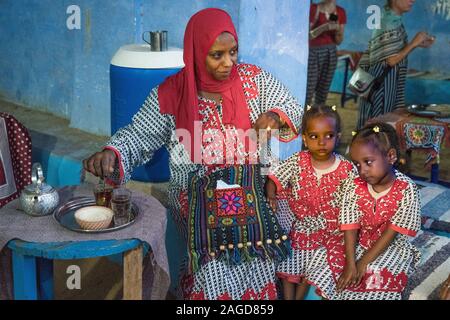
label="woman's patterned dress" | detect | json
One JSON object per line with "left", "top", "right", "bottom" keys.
{"left": 105, "top": 64, "right": 303, "bottom": 300}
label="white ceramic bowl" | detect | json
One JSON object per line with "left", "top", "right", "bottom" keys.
{"left": 74, "top": 206, "right": 114, "bottom": 230}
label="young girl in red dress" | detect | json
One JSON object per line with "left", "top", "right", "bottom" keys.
{"left": 308, "top": 122, "right": 421, "bottom": 300}
{"left": 265, "top": 104, "right": 357, "bottom": 299}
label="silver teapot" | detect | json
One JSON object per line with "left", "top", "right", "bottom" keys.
{"left": 20, "top": 163, "right": 59, "bottom": 216}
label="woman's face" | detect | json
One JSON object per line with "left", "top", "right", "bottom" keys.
{"left": 205, "top": 32, "right": 238, "bottom": 81}
{"left": 392, "top": 0, "right": 415, "bottom": 13}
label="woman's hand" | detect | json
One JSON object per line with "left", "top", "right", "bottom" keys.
{"left": 411, "top": 31, "right": 430, "bottom": 48}
{"left": 83, "top": 149, "right": 117, "bottom": 177}
{"left": 336, "top": 262, "right": 357, "bottom": 291}
{"left": 328, "top": 22, "right": 340, "bottom": 31}
{"left": 253, "top": 112, "right": 281, "bottom": 141}
{"left": 419, "top": 35, "right": 435, "bottom": 48}
{"left": 388, "top": 32, "right": 431, "bottom": 66}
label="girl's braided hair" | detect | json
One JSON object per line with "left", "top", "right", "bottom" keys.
{"left": 302, "top": 104, "right": 342, "bottom": 133}
{"left": 351, "top": 122, "right": 400, "bottom": 165}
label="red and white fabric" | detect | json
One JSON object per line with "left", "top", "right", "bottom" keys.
{"left": 307, "top": 170, "right": 422, "bottom": 300}
{"left": 0, "top": 113, "right": 32, "bottom": 208}
{"left": 269, "top": 151, "right": 357, "bottom": 284}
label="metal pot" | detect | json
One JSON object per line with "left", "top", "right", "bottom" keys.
{"left": 19, "top": 163, "right": 59, "bottom": 216}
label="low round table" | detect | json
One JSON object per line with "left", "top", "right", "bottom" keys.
{"left": 7, "top": 239, "right": 145, "bottom": 300}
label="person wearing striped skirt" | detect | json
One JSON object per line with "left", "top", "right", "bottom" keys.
{"left": 306, "top": 1, "right": 346, "bottom": 107}
{"left": 356, "top": 0, "right": 435, "bottom": 129}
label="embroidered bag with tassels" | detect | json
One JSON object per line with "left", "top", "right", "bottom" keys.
{"left": 187, "top": 164, "right": 290, "bottom": 272}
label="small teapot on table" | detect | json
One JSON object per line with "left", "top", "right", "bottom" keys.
{"left": 19, "top": 163, "right": 59, "bottom": 216}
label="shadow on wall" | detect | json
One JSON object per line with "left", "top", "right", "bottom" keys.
{"left": 30, "top": 130, "right": 82, "bottom": 187}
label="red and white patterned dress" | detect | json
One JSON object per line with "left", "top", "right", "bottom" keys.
{"left": 105, "top": 64, "right": 303, "bottom": 300}
{"left": 269, "top": 151, "right": 356, "bottom": 284}
{"left": 307, "top": 170, "right": 422, "bottom": 300}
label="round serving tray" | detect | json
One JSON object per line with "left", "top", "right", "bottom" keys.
{"left": 53, "top": 196, "right": 139, "bottom": 233}
{"left": 406, "top": 105, "right": 450, "bottom": 118}
{"left": 407, "top": 108, "right": 441, "bottom": 117}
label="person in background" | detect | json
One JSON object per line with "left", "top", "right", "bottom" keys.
{"left": 356, "top": 0, "right": 435, "bottom": 129}
{"left": 306, "top": 0, "right": 346, "bottom": 107}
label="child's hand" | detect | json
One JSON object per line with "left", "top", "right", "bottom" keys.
{"left": 265, "top": 179, "right": 278, "bottom": 212}
{"left": 439, "top": 274, "right": 450, "bottom": 300}
{"left": 266, "top": 194, "right": 277, "bottom": 212}
{"left": 336, "top": 263, "right": 357, "bottom": 291}
{"left": 354, "top": 260, "right": 368, "bottom": 286}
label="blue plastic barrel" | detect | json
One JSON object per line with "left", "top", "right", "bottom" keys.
{"left": 110, "top": 44, "right": 184, "bottom": 182}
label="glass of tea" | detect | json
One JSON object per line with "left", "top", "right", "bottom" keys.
{"left": 94, "top": 181, "right": 113, "bottom": 208}
{"left": 111, "top": 187, "right": 132, "bottom": 226}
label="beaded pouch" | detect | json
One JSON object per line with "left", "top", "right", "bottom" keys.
{"left": 187, "top": 164, "right": 290, "bottom": 272}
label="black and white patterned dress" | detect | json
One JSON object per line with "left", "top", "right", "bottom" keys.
{"left": 307, "top": 170, "right": 422, "bottom": 300}
{"left": 356, "top": 7, "right": 408, "bottom": 129}
{"left": 269, "top": 151, "right": 357, "bottom": 284}
{"left": 105, "top": 64, "right": 303, "bottom": 300}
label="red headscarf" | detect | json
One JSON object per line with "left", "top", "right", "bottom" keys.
{"left": 158, "top": 8, "right": 251, "bottom": 162}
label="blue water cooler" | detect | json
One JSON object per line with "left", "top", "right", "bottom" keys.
{"left": 110, "top": 44, "right": 184, "bottom": 182}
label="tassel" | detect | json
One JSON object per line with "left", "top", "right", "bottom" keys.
{"left": 272, "top": 242, "right": 289, "bottom": 262}
{"left": 224, "top": 247, "right": 231, "bottom": 265}
{"left": 217, "top": 247, "right": 226, "bottom": 264}
{"left": 232, "top": 247, "right": 241, "bottom": 265}
{"left": 241, "top": 246, "right": 251, "bottom": 263}
{"left": 201, "top": 252, "right": 212, "bottom": 266}
{"left": 260, "top": 244, "right": 270, "bottom": 260}
{"left": 247, "top": 244, "right": 258, "bottom": 260}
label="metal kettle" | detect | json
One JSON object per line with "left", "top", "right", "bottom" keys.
{"left": 19, "top": 163, "right": 59, "bottom": 216}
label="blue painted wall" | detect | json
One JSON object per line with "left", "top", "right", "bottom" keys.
{"left": 239, "top": 0, "right": 309, "bottom": 104}
{"left": 0, "top": 0, "right": 239, "bottom": 136}
{"left": 335, "top": 0, "right": 450, "bottom": 73}
{"left": 0, "top": 1, "right": 77, "bottom": 119}
{"left": 239, "top": 0, "right": 310, "bottom": 158}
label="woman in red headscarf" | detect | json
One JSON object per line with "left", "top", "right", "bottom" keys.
{"left": 84, "top": 8, "right": 303, "bottom": 300}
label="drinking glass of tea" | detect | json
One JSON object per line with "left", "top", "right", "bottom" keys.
{"left": 111, "top": 187, "right": 132, "bottom": 226}
{"left": 94, "top": 180, "right": 113, "bottom": 208}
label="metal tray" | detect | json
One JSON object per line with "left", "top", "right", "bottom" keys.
{"left": 406, "top": 105, "right": 450, "bottom": 118}
{"left": 407, "top": 108, "right": 441, "bottom": 118}
{"left": 53, "top": 196, "right": 139, "bottom": 233}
